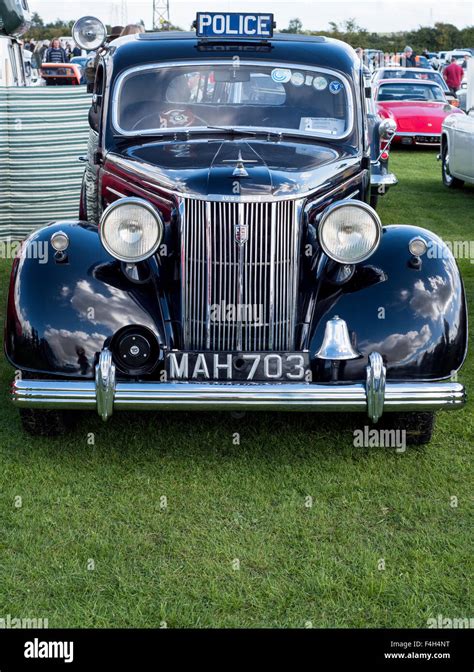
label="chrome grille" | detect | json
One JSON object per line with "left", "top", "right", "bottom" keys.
{"left": 181, "top": 199, "right": 301, "bottom": 351}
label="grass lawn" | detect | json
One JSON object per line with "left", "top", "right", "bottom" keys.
{"left": 0, "top": 149, "right": 472, "bottom": 628}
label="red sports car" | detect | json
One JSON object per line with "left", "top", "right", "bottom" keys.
{"left": 375, "top": 79, "right": 464, "bottom": 146}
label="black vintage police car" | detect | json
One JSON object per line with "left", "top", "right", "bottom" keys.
{"left": 6, "top": 14, "right": 467, "bottom": 443}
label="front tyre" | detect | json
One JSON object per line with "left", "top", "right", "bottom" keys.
{"left": 19, "top": 408, "right": 76, "bottom": 437}
{"left": 442, "top": 143, "right": 464, "bottom": 188}
{"left": 376, "top": 411, "right": 435, "bottom": 446}
{"left": 369, "top": 193, "right": 379, "bottom": 210}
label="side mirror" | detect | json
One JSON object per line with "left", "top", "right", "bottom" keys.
{"left": 379, "top": 118, "right": 397, "bottom": 139}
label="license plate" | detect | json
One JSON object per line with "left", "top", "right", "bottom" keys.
{"left": 166, "top": 351, "right": 310, "bottom": 381}
{"left": 414, "top": 135, "right": 439, "bottom": 144}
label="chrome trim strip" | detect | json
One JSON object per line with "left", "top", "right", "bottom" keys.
{"left": 236, "top": 202, "right": 244, "bottom": 351}
{"left": 396, "top": 132, "right": 441, "bottom": 137}
{"left": 111, "top": 60, "right": 355, "bottom": 142}
{"left": 178, "top": 198, "right": 188, "bottom": 347}
{"left": 268, "top": 202, "right": 276, "bottom": 349}
{"left": 105, "top": 186, "right": 127, "bottom": 198}
{"left": 205, "top": 201, "right": 212, "bottom": 350}
{"left": 290, "top": 200, "right": 304, "bottom": 350}
{"left": 12, "top": 379, "right": 466, "bottom": 414}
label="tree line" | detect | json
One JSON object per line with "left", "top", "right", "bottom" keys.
{"left": 281, "top": 18, "right": 474, "bottom": 52}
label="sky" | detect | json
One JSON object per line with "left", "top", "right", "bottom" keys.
{"left": 29, "top": 0, "right": 474, "bottom": 33}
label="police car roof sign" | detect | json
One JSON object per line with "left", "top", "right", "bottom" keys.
{"left": 196, "top": 12, "right": 274, "bottom": 39}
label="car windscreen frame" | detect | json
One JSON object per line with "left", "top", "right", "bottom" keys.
{"left": 111, "top": 59, "right": 355, "bottom": 142}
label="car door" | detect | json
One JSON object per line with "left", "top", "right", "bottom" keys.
{"left": 450, "top": 110, "right": 474, "bottom": 179}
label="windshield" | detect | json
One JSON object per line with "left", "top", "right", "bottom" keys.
{"left": 377, "top": 82, "right": 446, "bottom": 102}
{"left": 380, "top": 69, "right": 447, "bottom": 90}
{"left": 114, "top": 61, "right": 353, "bottom": 140}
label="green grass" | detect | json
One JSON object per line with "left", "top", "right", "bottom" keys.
{"left": 0, "top": 149, "right": 472, "bottom": 628}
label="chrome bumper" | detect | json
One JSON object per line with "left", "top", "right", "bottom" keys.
{"left": 12, "top": 375, "right": 465, "bottom": 420}
{"left": 370, "top": 173, "right": 398, "bottom": 188}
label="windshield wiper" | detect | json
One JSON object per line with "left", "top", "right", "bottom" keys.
{"left": 206, "top": 127, "right": 306, "bottom": 142}
{"left": 206, "top": 126, "right": 257, "bottom": 136}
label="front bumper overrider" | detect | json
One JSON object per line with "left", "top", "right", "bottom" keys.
{"left": 11, "top": 347, "right": 466, "bottom": 422}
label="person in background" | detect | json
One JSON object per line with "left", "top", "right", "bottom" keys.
{"left": 109, "top": 26, "right": 125, "bottom": 42}
{"left": 31, "top": 41, "right": 46, "bottom": 69}
{"left": 44, "top": 38, "right": 68, "bottom": 63}
{"left": 72, "top": 44, "right": 82, "bottom": 58}
{"left": 120, "top": 24, "right": 145, "bottom": 36}
{"left": 355, "top": 47, "right": 371, "bottom": 78}
{"left": 65, "top": 42, "right": 73, "bottom": 60}
{"left": 443, "top": 56, "right": 464, "bottom": 96}
{"left": 402, "top": 46, "right": 416, "bottom": 67}
{"left": 39, "top": 40, "right": 49, "bottom": 62}
{"left": 431, "top": 54, "right": 440, "bottom": 70}
{"left": 461, "top": 53, "right": 471, "bottom": 70}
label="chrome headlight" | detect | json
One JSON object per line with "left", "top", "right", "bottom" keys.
{"left": 99, "top": 198, "right": 164, "bottom": 262}
{"left": 318, "top": 201, "right": 382, "bottom": 264}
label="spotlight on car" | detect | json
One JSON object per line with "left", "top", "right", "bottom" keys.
{"left": 72, "top": 16, "right": 107, "bottom": 51}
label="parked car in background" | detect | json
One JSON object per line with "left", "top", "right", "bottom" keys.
{"left": 414, "top": 55, "right": 432, "bottom": 69}
{"left": 440, "top": 61, "right": 474, "bottom": 187}
{"left": 372, "top": 67, "right": 460, "bottom": 107}
{"left": 70, "top": 55, "right": 88, "bottom": 84}
{"left": 457, "top": 88, "right": 468, "bottom": 112}
{"left": 40, "top": 62, "right": 82, "bottom": 85}
{"left": 444, "top": 50, "right": 471, "bottom": 65}
{"left": 7, "top": 13, "right": 467, "bottom": 444}
{"left": 375, "top": 79, "right": 464, "bottom": 146}
{"left": 438, "top": 51, "right": 449, "bottom": 66}
{"left": 363, "top": 68, "right": 398, "bottom": 207}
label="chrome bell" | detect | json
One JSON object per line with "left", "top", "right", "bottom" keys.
{"left": 315, "top": 315, "right": 361, "bottom": 360}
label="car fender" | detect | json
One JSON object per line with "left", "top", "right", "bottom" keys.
{"left": 309, "top": 225, "right": 468, "bottom": 381}
{"left": 5, "top": 222, "right": 167, "bottom": 378}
